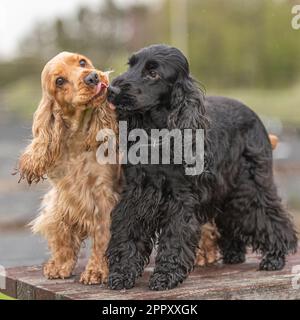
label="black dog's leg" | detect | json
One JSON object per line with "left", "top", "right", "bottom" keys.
{"left": 255, "top": 184, "right": 298, "bottom": 270}
{"left": 107, "top": 185, "right": 160, "bottom": 290}
{"left": 107, "top": 200, "right": 154, "bottom": 290}
{"left": 218, "top": 157, "right": 298, "bottom": 270}
{"left": 215, "top": 215, "right": 246, "bottom": 265}
{"left": 149, "top": 196, "right": 201, "bottom": 291}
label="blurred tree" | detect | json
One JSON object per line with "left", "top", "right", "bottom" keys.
{"left": 183, "top": 0, "right": 300, "bottom": 88}
{"left": 1, "top": 0, "right": 300, "bottom": 90}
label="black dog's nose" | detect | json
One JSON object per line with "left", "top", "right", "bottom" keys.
{"left": 108, "top": 86, "right": 121, "bottom": 96}
{"left": 107, "top": 86, "right": 121, "bottom": 101}
{"left": 84, "top": 72, "right": 99, "bottom": 86}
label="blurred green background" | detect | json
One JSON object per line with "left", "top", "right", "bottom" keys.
{"left": 1, "top": 0, "right": 300, "bottom": 123}
{"left": 0, "top": 0, "right": 299, "bottom": 269}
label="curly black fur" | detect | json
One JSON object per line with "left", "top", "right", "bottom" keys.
{"left": 106, "top": 44, "right": 298, "bottom": 291}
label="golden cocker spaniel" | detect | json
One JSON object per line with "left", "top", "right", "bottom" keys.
{"left": 18, "top": 52, "right": 120, "bottom": 284}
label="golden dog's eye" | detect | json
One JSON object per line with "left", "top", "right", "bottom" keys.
{"left": 55, "top": 77, "right": 65, "bottom": 87}
{"left": 79, "top": 59, "right": 87, "bottom": 67}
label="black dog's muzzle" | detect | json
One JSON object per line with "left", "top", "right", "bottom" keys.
{"left": 107, "top": 86, "right": 121, "bottom": 103}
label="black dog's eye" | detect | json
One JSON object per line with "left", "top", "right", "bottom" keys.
{"left": 148, "top": 70, "right": 159, "bottom": 79}
{"left": 55, "top": 77, "right": 65, "bottom": 87}
{"left": 79, "top": 59, "right": 87, "bottom": 67}
{"left": 128, "top": 55, "right": 138, "bottom": 67}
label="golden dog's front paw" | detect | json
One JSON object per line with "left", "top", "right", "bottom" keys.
{"left": 80, "top": 267, "right": 108, "bottom": 285}
{"left": 195, "top": 249, "right": 207, "bottom": 267}
{"left": 18, "top": 152, "right": 46, "bottom": 184}
{"left": 43, "top": 260, "right": 74, "bottom": 279}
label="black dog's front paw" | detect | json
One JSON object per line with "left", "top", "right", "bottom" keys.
{"left": 149, "top": 272, "right": 183, "bottom": 291}
{"left": 259, "top": 255, "right": 285, "bottom": 271}
{"left": 108, "top": 271, "right": 136, "bottom": 290}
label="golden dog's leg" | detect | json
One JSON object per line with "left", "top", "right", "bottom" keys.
{"left": 80, "top": 221, "right": 110, "bottom": 285}
{"left": 43, "top": 222, "right": 82, "bottom": 280}
{"left": 195, "top": 222, "right": 220, "bottom": 266}
{"left": 79, "top": 175, "right": 118, "bottom": 285}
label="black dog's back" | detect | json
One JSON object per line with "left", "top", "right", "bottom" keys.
{"left": 205, "top": 96, "right": 272, "bottom": 153}
{"left": 203, "top": 96, "right": 273, "bottom": 183}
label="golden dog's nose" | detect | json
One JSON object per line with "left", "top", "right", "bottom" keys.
{"left": 84, "top": 71, "right": 99, "bottom": 87}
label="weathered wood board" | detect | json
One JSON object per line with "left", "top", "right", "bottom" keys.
{"left": 1, "top": 248, "right": 300, "bottom": 300}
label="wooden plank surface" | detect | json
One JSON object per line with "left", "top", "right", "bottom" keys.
{"left": 2, "top": 248, "right": 300, "bottom": 300}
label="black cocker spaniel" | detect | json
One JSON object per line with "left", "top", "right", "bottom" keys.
{"left": 106, "top": 44, "right": 298, "bottom": 291}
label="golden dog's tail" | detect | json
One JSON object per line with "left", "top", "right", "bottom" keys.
{"left": 269, "top": 134, "right": 279, "bottom": 150}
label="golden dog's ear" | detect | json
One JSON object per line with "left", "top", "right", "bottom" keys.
{"left": 18, "top": 94, "right": 64, "bottom": 184}
{"left": 85, "top": 103, "right": 118, "bottom": 150}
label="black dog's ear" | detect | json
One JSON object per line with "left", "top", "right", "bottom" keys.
{"left": 168, "top": 76, "right": 208, "bottom": 130}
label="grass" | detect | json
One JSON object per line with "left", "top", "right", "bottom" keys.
{"left": 2, "top": 77, "right": 41, "bottom": 118}
{"left": 208, "top": 82, "right": 300, "bottom": 126}
{"left": 0, "top": 292, "right": 14, "bottom": 300}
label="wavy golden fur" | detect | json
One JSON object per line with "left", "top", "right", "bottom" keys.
{"left": 18, "top": 52, "right": 120, "bottom": 284}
